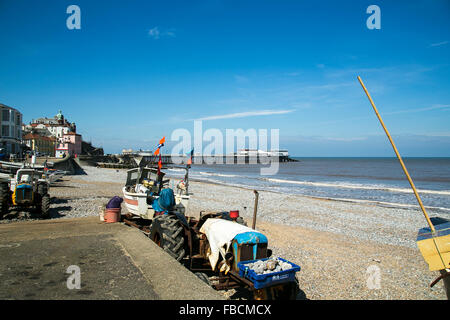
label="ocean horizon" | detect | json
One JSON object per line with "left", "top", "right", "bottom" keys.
{"left": 166, "top": 157, "right": 450, "bottom": 215}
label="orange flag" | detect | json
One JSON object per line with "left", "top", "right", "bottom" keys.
{"left": 154, "top": 136, "right": 165, "bottom": 155}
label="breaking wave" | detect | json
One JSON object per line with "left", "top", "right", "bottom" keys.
{"left": 197, "top": 171, "right": 239, "bottom": 178}
{"left": 263, "top": 178, "right": 450, "bottom": 196}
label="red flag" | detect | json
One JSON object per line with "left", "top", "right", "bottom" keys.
{"left": 154, "top": 136, "right": 165, "bottom": 173}
{"left": 157, "top": 154, "right": 162, "bottom": 175}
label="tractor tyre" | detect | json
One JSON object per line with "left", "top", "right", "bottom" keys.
{"left": 149, "top": 214, "right": 186, "bottom": 262}
{"left": 40, "top": 194, "right": 50, "bottom": 218}
{"left": 37, "top": 183, "right": 48, "bottom": 197}
{"left": 0, "top": 182, "right": 9, "bottom": 219}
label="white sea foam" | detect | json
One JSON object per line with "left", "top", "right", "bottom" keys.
{"left": 189, "top": 175, "right": 450, "bottom": 213}
{"left": 303, "top": 195, "right": 450, "bottom": 212}
{"left": 167, "top": 168, "right": 186, "bottom": 173}
{"left": 263, "top": 178, "right": 450, "bottom": 196}
{"left": 197, "top": 171, "right": 239, "bottom": 178}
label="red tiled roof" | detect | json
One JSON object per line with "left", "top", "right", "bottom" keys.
{"left": 23, "top": 133, "right": 55, "bottom": 142}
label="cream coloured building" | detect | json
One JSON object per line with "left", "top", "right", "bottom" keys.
{"left": 0, "top": 103, "right": 22, "bottom": 154}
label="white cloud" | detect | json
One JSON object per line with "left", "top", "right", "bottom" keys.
{"left": 429, "top": 40, "right": 449, "bottom": 47}
{"left": 148, "top": 26, "right": 176, "bottom": 40}
{"left": 194, "top": 109, "right": 295, "bottom": 121}
{"left": 148, "top": 27, "right": 161, "bottom": 39}
{"left": 384, "top": 104, "right": 450, "bottom": 115}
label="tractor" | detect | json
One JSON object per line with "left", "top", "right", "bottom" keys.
{"left": 148, "top": 210, "right": 300, "bottom": 300}
{"left": 0, "top": 168, "right": 51, "bottom": 219}
{"left": 122, "top": 165, "right": 301, "bottom": 300}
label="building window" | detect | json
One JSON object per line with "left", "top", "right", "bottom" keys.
{"left": 16, "top": 114, "right": 20, "bottom": 126}
{"left": 2, "top": 110, "right": 10, "bottom": 122}
{"left": 2, "top": 125, "right": 9, "bottom": 137}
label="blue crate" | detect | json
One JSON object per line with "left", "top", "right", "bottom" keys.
{"left": 237, "top": 257, "right": 301, "bottom": 289}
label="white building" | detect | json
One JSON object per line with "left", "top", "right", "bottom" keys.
{"left": 0, "top": 103, "right": 23, "bottom": 154}
{"left": 267, "top": 149, "right": 289, "bottom": 157}
{"left": 122, "top": 149, "right": 134, "bottom": 155}
{"left": 27, "top": 110, "right": 76, "bottom": 139}
{"left": 237, "top": 149, "right": 289, "bottom": 157}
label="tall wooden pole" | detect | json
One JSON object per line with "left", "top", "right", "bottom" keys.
{"left": 357, "top": 76, "right": 435, "bottom": 233}
{"left": 252, "top": 190, "right": 259, "bottom": 230}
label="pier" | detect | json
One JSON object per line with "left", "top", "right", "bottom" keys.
{"left": 76, "top": 151, "right": 298, "bottom": 169}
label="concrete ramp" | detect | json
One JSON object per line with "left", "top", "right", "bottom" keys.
{"left": 0, "top": 217, "right": 224, "bottom": 300}
{"left": 52, "top": 155, "right": 86, "bottom": 175}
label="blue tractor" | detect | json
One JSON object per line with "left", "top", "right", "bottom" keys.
{"left": 0, "top": 169, "right": 50, "bottom": 219}
{"left": 147, "top": 209, "right": 300, "bottom": 300}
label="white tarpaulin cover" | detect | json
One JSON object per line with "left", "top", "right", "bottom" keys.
{"left": 200, "top": 218, "right": 256, "bottom": 271}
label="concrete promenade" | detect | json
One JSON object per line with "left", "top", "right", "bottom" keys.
{"left": 0, "top": 216, "right": 224, "bottom": 300}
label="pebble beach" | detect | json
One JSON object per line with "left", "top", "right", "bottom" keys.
{"left": 1, "top": 166, "right": 447, "bottom": 300}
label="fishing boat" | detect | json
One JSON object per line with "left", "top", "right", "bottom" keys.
{"left": 122, "top": 166, "right": 190, "bottom": 219}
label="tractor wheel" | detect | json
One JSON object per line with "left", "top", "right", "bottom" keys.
{"left": 40, "top": 194, "right": 50, "bottom": 218}
{"left": 0, "top": 182, "right": 10, "bottom": 219}
{"left": 149, "top": 214, "right": 186, "bottom": 262}
{"left": 37, "top": 183, "right": 48, "bottom": 197}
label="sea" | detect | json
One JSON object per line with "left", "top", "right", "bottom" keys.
{"left": 166, "top": 158, "right": 450, "bottom": 215}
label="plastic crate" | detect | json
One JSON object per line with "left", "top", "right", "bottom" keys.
{"left": 238, "top": 257, "right": 301, "bottom": 289}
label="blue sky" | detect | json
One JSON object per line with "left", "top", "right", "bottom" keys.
{"left": 0, "top": 0, "right": 449, "bottom": 156}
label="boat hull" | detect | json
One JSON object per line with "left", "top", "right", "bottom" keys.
{"left": 122, "top": 187, "right": 190, "bottom": 219}
{"left": 122, "top": 187, "right": 154, "bottom": 219}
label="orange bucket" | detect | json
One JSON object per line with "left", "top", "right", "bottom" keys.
{"left": 104, "top": 208, "right": 121, "bottom": 223}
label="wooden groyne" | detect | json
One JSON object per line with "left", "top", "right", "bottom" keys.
{"left": 97, "top": 162, "right": 136, "bottom": 169}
